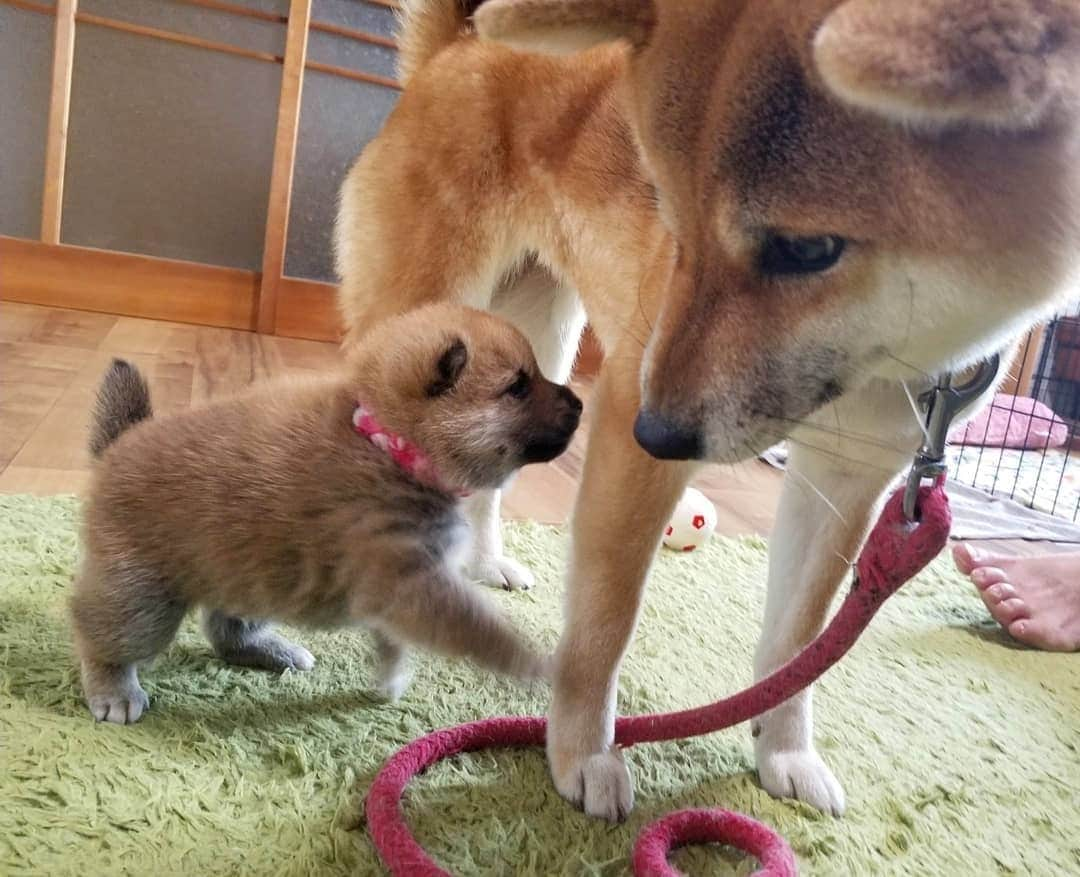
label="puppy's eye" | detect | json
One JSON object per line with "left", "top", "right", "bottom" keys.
{"left": 760, "top": 234, "right": 845, "bottom": 276}
{"left": 504, "top": 370, "right": 531, "bottom": 400}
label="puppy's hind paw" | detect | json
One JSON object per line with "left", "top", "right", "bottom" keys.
{"left": 466, "top": 554, "right": 536, "bottom": 591}
{"left": 757, "top": 748, "right": 846, "bottom": 816}
{"left": 219, "top": 632, "right": 315, "bottom": 673}
{"left": 88, "top": 685, "right": 150, "bottom": 725}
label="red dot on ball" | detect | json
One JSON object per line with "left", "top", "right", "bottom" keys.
{"left": 692, "top": 515, "right": 706, "bottom": 530}
{"left": 683, "top": 545, "right": 695, "bottom": 552}
{"left": 665, "top": 526, "right": 673, "bottom": 536}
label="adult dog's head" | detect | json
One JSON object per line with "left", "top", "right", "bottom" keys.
{"left": 477, "top": 0, "right": 1080, "bottom": 461}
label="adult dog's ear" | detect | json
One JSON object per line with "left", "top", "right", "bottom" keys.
{"left": 427, "top": 338, "right": 468, "bottom": 397}
{"left": 814, "top": 0, "right": 1080, "bottom": 130}
{"left": 474, "top": 0, "right": 655, "bottom": 56}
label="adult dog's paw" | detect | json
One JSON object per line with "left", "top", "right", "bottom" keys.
{"left": 551, "top": 747, "right": 634, "bottom": 823}
{"left": 756, "top": 747, "right": 846, "bottom": 816}
{"left": 466, "top": 553, "right": 536, "bottom": 591}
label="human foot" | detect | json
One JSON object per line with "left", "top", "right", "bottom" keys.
{"left": 952, "top": 544, "right": 1080, "bottom": 651}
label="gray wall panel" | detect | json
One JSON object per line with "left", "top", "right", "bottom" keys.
{"left": 313, "top": 0, "right": 396, "bottom": 42}
{"left": 308, "top": 29, "right": 397, "bottom": 80}
{"left": 285, "top": 72, "right": 398, "bottom": 281}
{"left": 63, "top": 24, "right": 280, "bottom": 269}
{"left": 80, "top": 0, "right": 288, "bottom": 55}
{"left": 0, "top": 7, "right": 54, "bottom": 240}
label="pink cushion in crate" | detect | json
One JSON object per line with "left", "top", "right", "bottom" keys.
{"left": 948, "top": 393, "right": 1069, "bottom": 449}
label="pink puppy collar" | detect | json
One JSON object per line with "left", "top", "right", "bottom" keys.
{"left": 353, "top": 403, "right": 470, "bottom": 498}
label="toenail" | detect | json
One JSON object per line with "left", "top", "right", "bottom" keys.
{"left": 999, "top": 598, "right": 1029, "bottom": 619}
{"left": 974, "top": 567, "right": 1006, "bottom": 585}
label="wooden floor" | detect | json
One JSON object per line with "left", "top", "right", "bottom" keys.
{"left": 0, "top": 301, "right": 785, "bottom": 534}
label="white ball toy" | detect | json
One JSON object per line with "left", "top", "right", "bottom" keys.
{"left": 663, "top": 487, "right": 718, "bottom": 553}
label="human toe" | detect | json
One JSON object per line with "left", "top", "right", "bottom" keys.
{"left": 1008, "top": 618, "right": 1076, "bottom": 652}
{"left": 989, "top": 596, "right": 1030, "bottom": 626}
{"left": 983, "top": 581, "right": 1017, "bottom": 603}
{"left": 971, "top": 567, "right": 1008, "bottom": 590}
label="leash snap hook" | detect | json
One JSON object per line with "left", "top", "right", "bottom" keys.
{"left": 902, "top": 354, "right": 1001, "bottom": 521}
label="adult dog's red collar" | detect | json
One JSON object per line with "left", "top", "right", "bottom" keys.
{"left": 353, "top": 403, "right": 470, "bottom": 498}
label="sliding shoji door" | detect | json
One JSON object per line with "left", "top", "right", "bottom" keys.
{"left": 0, "top": 0, "right": 400, "bottom": 341}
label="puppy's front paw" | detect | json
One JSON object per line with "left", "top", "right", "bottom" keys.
{"left": 551, "top": 747, "right": 634, "bottom": 823}
{"left": 756, "top": 747, "right": 845, "bottom": 816}
{"left": 87, "top": 684, "right": 150, "bottom": 725}
{"left": 375, "top": 665, "right": 412, "bottom": 702}
{"left": 466, "top": 553, "right": 536, "bottom": 591}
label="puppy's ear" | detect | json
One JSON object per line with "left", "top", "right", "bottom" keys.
{"left": 814, "top": 0, "right": 1080, "bottom": 130}
{"left": 427, "top": 338, "right": 468, "bottom": 397}
{"left": 475, "top": 0, "right": 655, "bottom": 56}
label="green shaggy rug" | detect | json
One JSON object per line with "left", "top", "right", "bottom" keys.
{"left": 1, "top": 494, "right": 1077, "bottom": 876}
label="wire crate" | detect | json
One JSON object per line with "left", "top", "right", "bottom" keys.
{"left": 949, "top": 305, "right": 1080, "bottom": 522}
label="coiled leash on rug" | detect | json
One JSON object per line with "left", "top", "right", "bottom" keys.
{"left": 365, "top": 357, "right": 1001, "bottom": 876}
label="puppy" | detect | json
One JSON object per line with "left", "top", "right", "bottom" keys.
{"left": 72, "top": 303, "right": 582, "bottom": 724}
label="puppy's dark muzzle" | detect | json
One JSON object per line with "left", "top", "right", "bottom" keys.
{"left": 633, "top": 409, "right": 703, "bottom": 460}
{"left": 522, "top": 386, "right": 583, "bottom": 464}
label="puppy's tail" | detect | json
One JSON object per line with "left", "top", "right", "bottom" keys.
{"left": 89, "top": 359, "right": 153, "bottom": 459}
{"left": 397, "top": 0, "right": 483, "bottom": 85}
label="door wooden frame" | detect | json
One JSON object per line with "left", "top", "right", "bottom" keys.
{"left": 0, "top": 0, "right": 400, "bottom": 341}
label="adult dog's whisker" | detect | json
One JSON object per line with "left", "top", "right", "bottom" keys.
{"left": 787, "top": 466, "right": 847, "bottom": 525}
{"left": 750, "top": 410, "right": 910, "bottom": 455}
{"left": 884, "top": 351, "right": 933, "bottom": 381}
{"left": 635, "top": 275, "right": 655, "bottom": 337}
{"left": 765, "top": 430, "right": 900, "bottom": 476}
{"left": 899, "top": 381, "right": 932, "bottom": 445}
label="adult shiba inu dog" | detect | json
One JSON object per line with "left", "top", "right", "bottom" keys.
{"left": 336, "top": 0, "right": 1080, "bottom": 820}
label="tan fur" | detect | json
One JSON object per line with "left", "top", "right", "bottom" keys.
{"left": 396, "top": 0, "right": 483, "bottom": 84}
{"left": 72, "top": 304, "right": 582, "bottom": 724}
{"left": 88, "top": 359, "right": 152, "bottom": 459}
{"left": 814, "top": 0, "right": 1080, "bottom": 130}
{"left": 336, "top": 0, "right": 1080, "bottom": 819}
{"left": 477, "top": 0, "right": 654, "bottom": 53}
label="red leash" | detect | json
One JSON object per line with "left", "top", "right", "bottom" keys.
{"left": 365, "top": 480, "right": 952, "bottom": 875}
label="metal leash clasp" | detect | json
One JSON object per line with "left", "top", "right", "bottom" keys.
{"left": 902, "top": 354, "right": 1001, "bottom": 521}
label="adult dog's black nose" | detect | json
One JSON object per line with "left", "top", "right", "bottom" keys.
{"left": 633, "top": 410, "right": 703, "bottom": 460}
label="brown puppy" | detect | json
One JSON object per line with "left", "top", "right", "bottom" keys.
{"left": 335, "top": 0, "right": 1080, "bottom": 821}
{"left": 72, "top": 304, "right": 582, "bottom": 724}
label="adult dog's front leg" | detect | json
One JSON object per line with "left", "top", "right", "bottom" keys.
{"left": 463, "top": 489, "right": 535, "bottom": 591}
{"left": 547, "top": 353, "right": 693, "bottom": 822}
{"left": 753, "top": 439, "right": 905, "bottom": 815}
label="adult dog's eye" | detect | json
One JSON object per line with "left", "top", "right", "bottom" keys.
{"left": 504, "top": 370, "right": 531, "bottom": 400}
{"left": 760, "top": 234, "right": 846, "bottom": 276}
